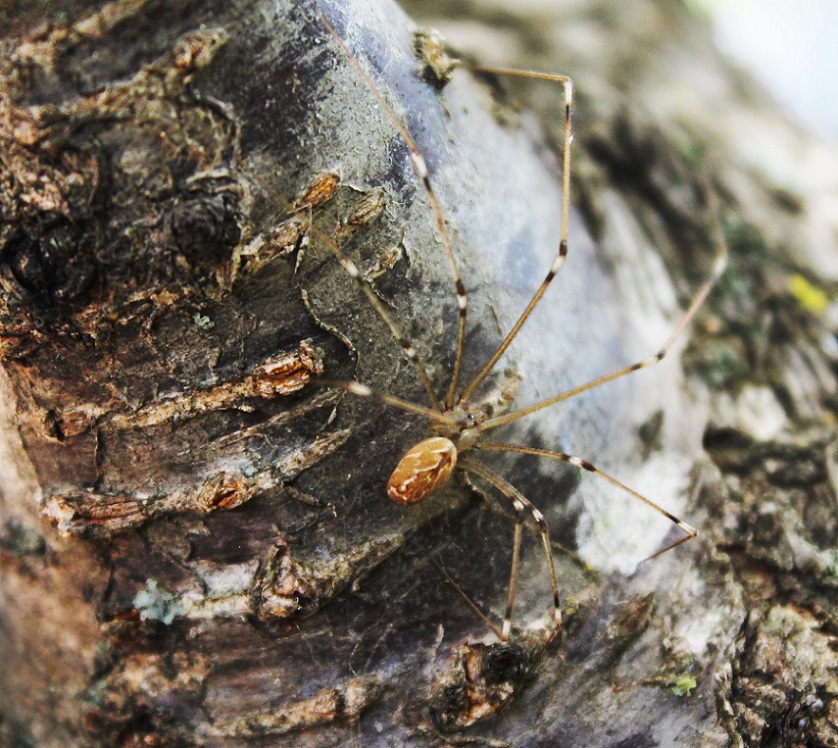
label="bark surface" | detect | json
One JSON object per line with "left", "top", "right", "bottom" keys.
{"left": 1, "top": 0, "right": 836, "bottom": 746}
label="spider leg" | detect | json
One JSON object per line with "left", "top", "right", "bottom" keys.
{"left": 475, "top": 442, "right": 699, "bottom": 561}
{"left": 302, "top": 219, "right": 444, "bottom": 411}
{"left": 459, "top": 456, "right": 562, "bottom": 641}
{"left": 479, "top": 189, "right": 728, "bottom": 432}
{"left": 312, "top": 379, "right": 462, "bottom": 429}
{"left": 315, "top": 9, "right": 468, "bottom": 410}
{"left": 457, "top": 67, "right": 574, "bottom": 406}
{"left": 432, "top": 557, "right": 505, "bottom": 641}
{"left": 245, "top": 169, "right": 445, "bottom": 411}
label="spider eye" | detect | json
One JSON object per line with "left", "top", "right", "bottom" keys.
{"left": 455, "top": 412, "right": 477, "bottom": 428}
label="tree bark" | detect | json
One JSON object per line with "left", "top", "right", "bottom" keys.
{"left": 1, "top": 0, "right": 836, "bottom": 746}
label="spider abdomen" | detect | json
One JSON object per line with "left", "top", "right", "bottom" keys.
{"left": 387, "top": 436, "right": 458, "bottom": 506}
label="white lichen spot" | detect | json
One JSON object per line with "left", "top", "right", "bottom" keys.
{"left": 734, "top": 385, "right": 787, "bottom": 441}
{"left": 195, "top": 560, "right": 259, "bottom": 596}
{"left": 133, "top": 579, "right": 186, "bottom": 624}
{"left": 193, "top": 312, "right": 215, "bottom": 330}
{"left": 676, "top": 604, "right": 729, "bottom": 656}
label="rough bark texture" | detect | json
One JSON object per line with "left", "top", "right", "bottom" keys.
{"left": 1, "top": 0, "right": 836, "bottom": 746}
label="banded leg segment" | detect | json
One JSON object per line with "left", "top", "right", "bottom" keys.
{"left": 302, "top": 219, "right": 443, "bottom": 411}
{"left": 475, "top": 442, "right": 699, "bottom": 560}
{"left": 460, "top": 456, "right": 562, "bottom": 640}
{"left": 247, "top": 168, "right": 445, "bottom": 412}
{"left": 478, "top": 233, "right": 728, "bottom": 433}
{"left": 458, "top": 69, "right": 574, "bottom": 405}
{"left": 315, "top": 10, "right": 468, "bottom": 412}
{"left": 312, "top": 379, "right": 462, "bottom": 429}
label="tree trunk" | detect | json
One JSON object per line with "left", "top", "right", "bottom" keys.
{"left": 1, "top": 0, "right": 836, "bottom": 746}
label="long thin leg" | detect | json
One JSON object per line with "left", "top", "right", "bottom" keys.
{"left": 301, "top": 218, "right": 444, "bottom": 411}
{"left": 247, "top": 168, "right": 445, "bottom": 411}
{"left": 459, "top": 455, "right": 562, "bottom": 639}
{"left": 312, "top": 379, "right": 463, "bottom": 429}
{"left": 501, "top": 496, "right": 526, "bottom": 641}
{"left": 432, "top": 557, "right": 505, "bottom": 641}
{"left": 314, "top": 10, "right": 469, "bottom": 411}
{"left": 457, "top": 68, "right": 574, "bottom": 405}
{"left": 478, "top": 228, "right": 728, "bottom": 432}
{"left": 475, "top": 442, "right": 698, "bottom": 561}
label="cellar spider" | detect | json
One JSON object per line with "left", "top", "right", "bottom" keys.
{"left": 302, "top": 7, "right": 727, "bottom": 643}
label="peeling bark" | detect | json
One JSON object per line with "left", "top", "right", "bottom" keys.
{"left": 1, "top": 0, "right": 836, "bottom": 746}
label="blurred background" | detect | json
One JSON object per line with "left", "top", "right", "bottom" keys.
{"left": 691, "top": 0, "right": 838, "bottom": 138}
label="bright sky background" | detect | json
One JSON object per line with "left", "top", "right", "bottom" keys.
{"left": 690, "top": 0, "right": 838, "bottom": 138}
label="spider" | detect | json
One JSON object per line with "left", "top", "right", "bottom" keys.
{"left": 296, "top": 6, "right": 727, "bottom": 643}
